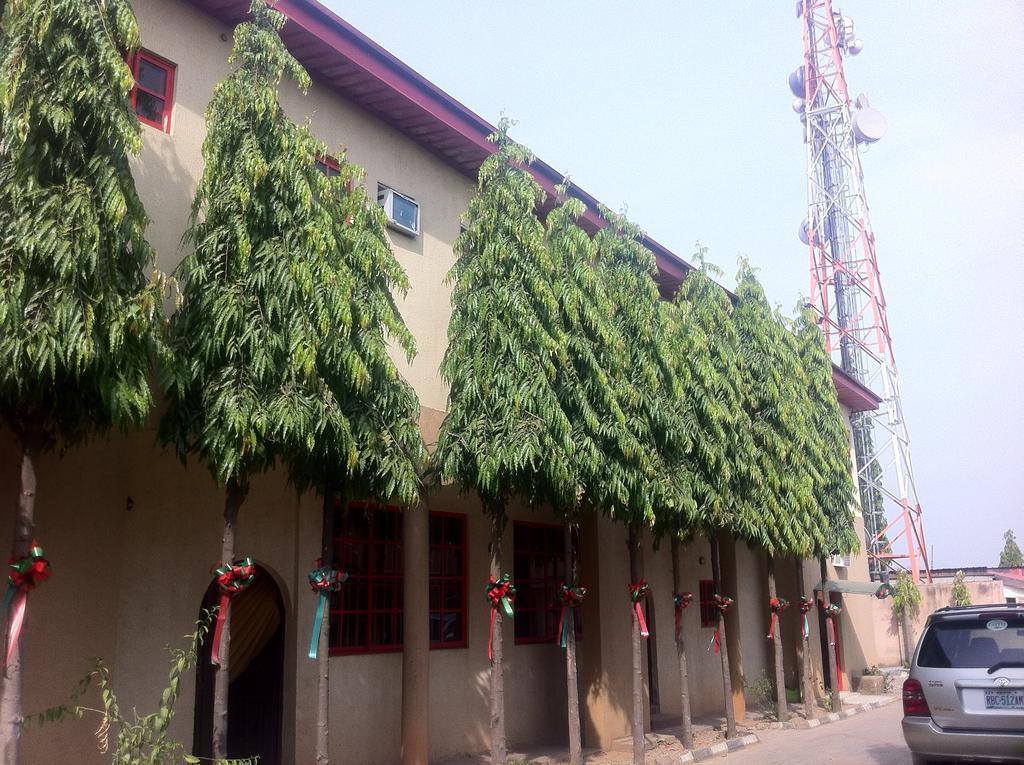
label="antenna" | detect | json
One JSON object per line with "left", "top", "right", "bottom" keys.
{"left": 793, "top": 1, "right": 931, "bottom": 583}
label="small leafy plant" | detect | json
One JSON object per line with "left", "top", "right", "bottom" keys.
{"left": 744, "top": 672, "right": 777, "bottom": 710}
{"left": 25, "top": 610, "right": 257, "bottom": 764}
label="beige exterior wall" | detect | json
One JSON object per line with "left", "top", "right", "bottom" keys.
{"left": 130, "top": 0, "right": 474, "bottom": 416}
{"left": 0, "top": 1, "right": 879, "bottom": 762}
{"left": 1, "top": 414, "right": 765, "bottom": 764}
{"left": 869, "top": 579, "right": 1005, "bottom": 667}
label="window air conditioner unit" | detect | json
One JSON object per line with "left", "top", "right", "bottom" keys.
{"left": 378, "top": 185, "right": 419, "bottom": 236}
{"left": 831, "top": 554, "right": 851, "bottom": 568}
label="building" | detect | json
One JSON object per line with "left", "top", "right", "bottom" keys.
{"left": 0, "top": 0, "right": 890, "bottom": 763}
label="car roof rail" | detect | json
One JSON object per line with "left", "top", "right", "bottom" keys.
{"left": 933, "top": 603, "right": 1022, "bottom": 614}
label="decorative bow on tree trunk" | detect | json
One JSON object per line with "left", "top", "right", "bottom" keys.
{"left": 629, "top": 580, "right": 650, "bottom": 638}
{"left": 3, "top": 541, "right": 50, "bottom": 666}
{"left": 308, "top": 563, "right": 347, "bottom": 659}
{"left": 211, "top": 558, "right": 255, "bottom": 666}
{"left": 486, "top": 574, "right": 516, "bottom": 662}
{"left": 767, "top": 596, "right": 790, "bottom": 640}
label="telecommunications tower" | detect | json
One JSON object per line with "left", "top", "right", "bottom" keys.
{"left": 790, "top": 0, "right": 931, "bottom": 582}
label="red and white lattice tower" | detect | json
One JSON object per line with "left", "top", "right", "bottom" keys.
{"left": 793, "top": 0, "right": 931, "bottom": 582}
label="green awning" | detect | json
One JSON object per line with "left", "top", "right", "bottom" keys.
{"left": 815, "top": 580, "right": 892, "bottom": 598}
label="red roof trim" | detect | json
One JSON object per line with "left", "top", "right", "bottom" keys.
{"left": 831, "top": 365, "right": 882, "bottom": 412}
{"left": 271, "top": 0, "right": 493, "bottom": 154}
{"left": 193, "top": 0, "right": 857, "bottom": 403}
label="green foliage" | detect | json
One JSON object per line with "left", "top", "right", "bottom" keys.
{"left": 891, "top": 570, "right": 922, "bottom": 618}
{"left": 744, "top": 672, "right": 777, "bottom": 710}
{"left": 793, "top": 307, "right": 859, "bottom": 557}
{"left": 999, "top": 529, "right": 1024, "bottom": 567}
{"left": 437, "top": 121, "right": 574, "bottom": 509}
{"left": 22, "top": 612, "right": 258, "bottom": 764}
{"left": 543, "top": 190, "right": 630, "bottom": 516}
{"left": 159, "top": 0, "right": 422, "bottom": 502}
{"left": 661, "top": 251, "right": 754, "bottom": 541}
{"left": 0, "top": 0, "right": 164, "bottom": 442}
{"left": 591, "top": 207, "right": 693, "bottom": 528}
{"left": 732, "top": 263, "right": 826, "bottom": 557}
{"left": 950, "top": 570, "right": 971, "bottom": 606}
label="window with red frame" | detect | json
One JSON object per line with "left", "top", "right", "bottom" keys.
{"left": 698, "top": 579, "right": 717, "bottom": 627}
{"left": 129, "top": 50, "right": 175, "bottom": 133}
{"left": 513, "top": 522, "right": 578, "bottom": 643}
{"left": 329, "top": 503, "right": 466, "bottom": 654}
{"left": 315, "top": 156, "right": 341, "bottom": 177}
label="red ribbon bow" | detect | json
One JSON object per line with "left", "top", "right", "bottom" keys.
{"left": 766, "top": 596, "right": 790, "bottom": 640}
{"left": 4, "top": 541, "right": 50, "bottom": 666}
{"left": 210, "top": 558, "right": 255, "bottom": 666}
{"left": 486, "top": 575, "right": 516, "bottom": 662}
{"left": 673, "top": 592, "right": 693, "bottom": 640}
{"left": 822, "top": 601, "right": 842, "bottom": 647}
{"left": 629, "top": 580, "right": 650, "bottom": 638}
{"left": 708, "top": 594, "right": 732, "bottom": 653}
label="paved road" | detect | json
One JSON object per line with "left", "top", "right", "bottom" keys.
{"left": 726, "top": 702, "right": 911, "bottom": 765}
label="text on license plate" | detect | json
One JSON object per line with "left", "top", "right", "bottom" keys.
{"left": 984, "top": 690, "right": 1024, "bottom": 710}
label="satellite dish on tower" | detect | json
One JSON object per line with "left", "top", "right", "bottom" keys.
{"left": 852, "top": 94, "right": 887, "bottom": 143}
{"left": 799, "top": 219, "right": 811, "bottom": 245}
{"left": 788, "top": 67, "right": 805, "bottom": 98}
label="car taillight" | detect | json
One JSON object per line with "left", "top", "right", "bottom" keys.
{"left": 903, "top": 678, "right": 931, "bottom": 717}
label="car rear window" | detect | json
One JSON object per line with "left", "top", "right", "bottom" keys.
{"left": 918, "top": 613, "right": 1024, "bottom": 668}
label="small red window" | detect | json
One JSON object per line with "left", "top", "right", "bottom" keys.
{"left": 698, "top": 579, "right": 717, "bottom": 627}
{"left": 330, "top": 502, "right": 467, "bottom": 655}
{"left": 513, "top": 522, "right": 581, "bottom": 644}
{"left": 315, "top": 156, "right": 341, "bottom": 177}
{"left": 129, "top": 50, "right": 175, "bottom": 132}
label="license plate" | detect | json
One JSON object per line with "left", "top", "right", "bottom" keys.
{"left": 984, "top": 690, "right": 1024, "bottom": 709}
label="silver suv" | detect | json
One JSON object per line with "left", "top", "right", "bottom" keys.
{"left": 902, "top": 603, "right": 1024, "bottom": 764}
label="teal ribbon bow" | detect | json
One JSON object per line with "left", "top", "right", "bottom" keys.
{"left": 308, "top": 565, "right": 347, "bottom": 659}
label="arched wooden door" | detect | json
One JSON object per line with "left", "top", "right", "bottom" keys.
{"left": 193, "top": 565, "right": 285, "bottom": 764}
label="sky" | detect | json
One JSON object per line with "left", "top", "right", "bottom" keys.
{"left": 326, "top": 1, "right": 1024, "bottom": 569}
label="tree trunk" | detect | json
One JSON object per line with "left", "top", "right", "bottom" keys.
{"left": 627, "top": 522, "right": 645, "bottom": 765}
{"left": 0, "top": 425, "right": 43, "bottom": 764}
{"left": 818, "top": 558, "right": 842, "bottom": 713}
{"left": 212, "top": 475, "right": 248, "bottom": 761}
{"left": 766, "top": 557, "right": 788, "bottom": 722}
{"left": 564, "top": 521, "right": 582, "bottom": 765}
{"left": 795, "top": 559, "right": 817, "bottom": 720}
{"left": 316, "top": 488, "right": 337, "bottom": 765}
{"left": 402, "top": 500, "right": 430, "bottom": 765}
{"left": 669, "top": 537, "right": 693, "bottom": 750}
{"left": 710, "top": 536, "right": 736, "bottom": 739}
{"left": 900, "top": 616, "right": 913, "bottom": 667}
{"left": 488, "top": 500, "right": 508, "bottom": 765}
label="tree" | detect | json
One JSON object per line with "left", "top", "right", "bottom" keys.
{"left": 658, "top": 252, "right": 752, "bottom": 743}
{"left": 283, "top": 155, "right": 424, "bottom": 764}
{"left": 891, "top": 571, "right": 922, "bottom": 665}
{"left": 157, "top": 3, "right": 423, "bottom": 759}
{"left": 950, "top": 570, "right": 971, "bottom": 607}
{"left": 0, "top": 1, "right": 164, "bottom": 759}
{"left": 733, "top": 265, "right": 830, "bottom": 723}
{"left": 793, "top": 309, "right": 859, "bottom": 560}
{"left": 793, "top": 306, "right": 859, "bottom": 714}
{"left": 437, "top": 122, "right": 576, "bottom": 765}
{"left": 592, "top": 209, "right": 693, "bottom": 763}
{"left": 1000, "top": 530, "right": 1024, "bottom": 568}
{"left": 543, "top": 189, "right": 625, "bottom": 765}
